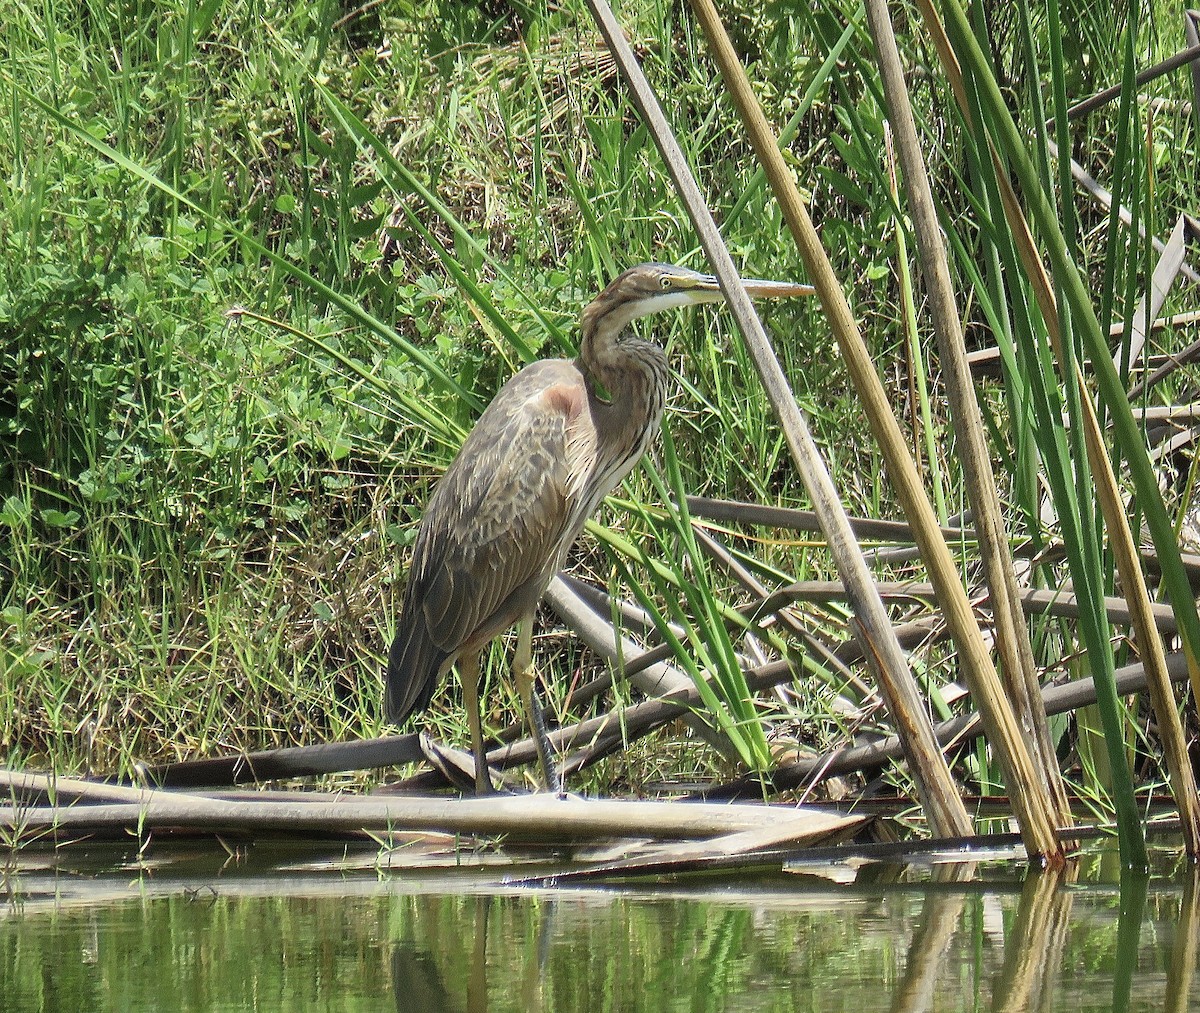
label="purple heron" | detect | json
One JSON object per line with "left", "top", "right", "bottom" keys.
{"left": 386, "top": 263, "right": 812, "bottom": 792}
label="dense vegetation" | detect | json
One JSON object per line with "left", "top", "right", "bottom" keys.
{"left": 2, "top": 0, "right": 1197, "bottom": 821}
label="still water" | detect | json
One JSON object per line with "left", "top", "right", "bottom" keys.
{"left": 1, "top": 843, "right": 1196, "bottom": 1012}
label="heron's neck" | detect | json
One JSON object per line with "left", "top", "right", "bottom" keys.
{"left": 577, "top": 315, "right": 669, "bottom": 422}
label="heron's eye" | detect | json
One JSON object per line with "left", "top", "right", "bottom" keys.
{"left": 659, "top": 276, "right": 672, "bottom": 290}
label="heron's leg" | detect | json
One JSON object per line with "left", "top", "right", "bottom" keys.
{"left": 459, "top": 650, "right": 493, "bottom": 795}
{"left": 514, "top": 617, "right": 563, "bottom": 796}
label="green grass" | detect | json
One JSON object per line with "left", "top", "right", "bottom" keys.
{"left": 2, "top": 0, "right": 1197, "bottom": 818}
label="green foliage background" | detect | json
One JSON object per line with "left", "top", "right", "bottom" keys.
{"left": 2, "top": 0, "right": 1196, "bottom": 802}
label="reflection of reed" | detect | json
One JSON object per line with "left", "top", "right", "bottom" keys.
{"left": 1166, "top": 867, "right": 1198, "bottom": 1013}
{"left": 992, "top": 866, "right": 1073, "bottom": 1012}
{"left": 468, "top": 896, "right": 491, "bottom": 1013}
{"left": 887, "top": 863, "right": 975, "bottom": 1013}
{"left": 517, "top": 898, "right": 555, "bottom": 1013}
{"left": 1112, "top": 870, "right": 1150, "bottom": 1012}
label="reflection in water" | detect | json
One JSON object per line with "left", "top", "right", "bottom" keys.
{"left": 1, "top": 850, "right": 1199, "bottom": 1012}
{"left": 392, "top": 945, "right": 461, "bottom": 1013}
{"left": 388, "top": 895, "right": 556, "bottom": 1013}
{"left": 1167, "top": 867, "right": 1199, "bottom": 1013}
{"left": 473, "top": 895, "right": 491, "bottom": 1013}
{"left": 888, "top": 863, "right": 975, "bottom": 1013}
{"left": 391, "top": 896, "right": 492, "bottom": 1013}
{"left": 1113, "top": 871, "right": 1150, "bottom": 1013}
{"left": 992, "top": 865, "right": 1073, "bottom": 1012}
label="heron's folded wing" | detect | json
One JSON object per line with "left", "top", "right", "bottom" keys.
{"left": 409, "top": 361, "right": 595, "bottom": 656}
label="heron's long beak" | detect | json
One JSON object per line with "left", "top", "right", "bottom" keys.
{"left": 740, "top": 277, "right": 816, "bottom": 299}
{"left": 686, "top": 274, "right": 814, "bottom": 303}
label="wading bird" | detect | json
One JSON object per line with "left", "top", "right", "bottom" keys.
{"left": 386, "top": 263, "right": 812, "bottom": 793}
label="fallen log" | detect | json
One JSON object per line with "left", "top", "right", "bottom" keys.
{"left": 0, "top": 771, "right": 862, "bottom": 847}
{"left": 139, "top": 733, "right": 424, "bottom": 789}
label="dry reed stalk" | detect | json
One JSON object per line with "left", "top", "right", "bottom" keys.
{"left": 141, "top": 733, "right": 425, "bottom": 788}
{"left": 862, "top": 0, "right": 1073, "bottom": 834}
{"left": 1059, "top": 41, "right": 1200, "bottom": 122}
{"left": 912, "top": 0, "right": 1200, "bottom": 857}
{"left": 686, "top": 495, "right": 973, "bottom": 542}
{"left": 584, "top": 0, "right": 974, "bottom": 838}
{"left": 954, "top": 14, "right": 1200, "bottom": 855}
{"left": 687, "top": 0, "right": 1059, "bottom": 859}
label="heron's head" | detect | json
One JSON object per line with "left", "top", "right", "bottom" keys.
{"left": 581, "top": 262, "right": 813, "bottom": 340}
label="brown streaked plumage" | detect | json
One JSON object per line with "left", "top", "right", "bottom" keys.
{"left": 386, "top": 263, "right": 813, "bottom": 792}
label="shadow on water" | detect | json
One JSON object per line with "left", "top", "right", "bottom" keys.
{"left": 1, "top": 843, "right": 1198, "bottom": 1012}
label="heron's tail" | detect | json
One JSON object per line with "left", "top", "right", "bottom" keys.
{"left": 385, "top": 621, "right": 448, "bottom": 726}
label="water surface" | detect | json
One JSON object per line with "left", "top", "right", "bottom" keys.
{"left": 2, "top": 842, "right": 1195, "bottom": 1011}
